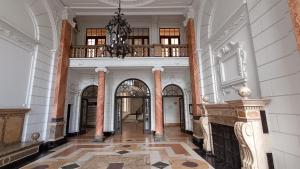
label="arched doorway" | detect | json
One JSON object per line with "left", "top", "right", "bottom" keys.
{"left": 115, "top": 79, "right": 151, "bottom": 134}
{"left": 162, "top": 84, "right": 185, "bottom": 131}
{"left": 80, "top": 85, "right": 98, "bottom": 134}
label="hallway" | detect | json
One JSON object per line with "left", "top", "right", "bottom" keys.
{"left": 21, "top": 126, "right": 213, "bottom": 169}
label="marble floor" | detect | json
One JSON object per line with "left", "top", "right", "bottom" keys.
{"left": 22, "top": 123, "right": 214, "bottom": 169}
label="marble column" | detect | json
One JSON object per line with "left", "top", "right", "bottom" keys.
{"left": 186, "top": 18, "right": 204, "bottom": 147}
{"left": 289, "top": 0, "right": 300, "bottom": 53}
{"left": 49, "top": 20, "right": 72, "bottom": 141}
{"left": 186, "top": 18, "right": 202, "bottom": 117}
{"left": 94, "top": 67, "right": 107, "bottom": 142}
{"left": 152, "top": 67, "right": 164, "bottom": 141}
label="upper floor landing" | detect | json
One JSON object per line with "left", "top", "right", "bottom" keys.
{"left": 69, "top": 15, "right": 190, "bottom": 67}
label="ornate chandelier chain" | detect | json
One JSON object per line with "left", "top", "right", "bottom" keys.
{"left": 105, "top": 0, "right": 132, "bottom": 58}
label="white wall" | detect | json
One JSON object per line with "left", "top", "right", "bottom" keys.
{"left": 197, "top": 0, "right": 300, "bottom": 168}
{"left": 0, "top": 1, "right": 35, "bottom": 108}
{"left": 247, "top": 0, "right": 300, "bottom": 168}
{"left": 66, "top": 67, "right": 193, "bottom": 133}
{"left": 163, "top": 97, "right": 180, "bottom": 124}
{"left": 0, "top": 36, "right": 33, "bottom": 108}
{"left": 75, "top": 15, "right": 187, "bottom": 45}
{"left": 0, "top": 0, "right": 35, "bottom": 38}
{"left": 0, "top": 0, "right": 65, "bottom": 142}
{"left": 198, "top": 0, "right": 261, "bottom": 103}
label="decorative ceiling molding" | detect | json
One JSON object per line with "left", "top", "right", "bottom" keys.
{"left": 0, "top": 19, "right": 36, "bottom": 51}
{"left": 61, "top": 0, "right": 193, "bottom": 16}
{"left": 98, "top": 0, "right": 156, "bottom": 8}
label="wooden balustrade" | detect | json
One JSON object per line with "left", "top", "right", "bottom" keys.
{"left": 70, "top": 44, "right": 188, "bottom": 58}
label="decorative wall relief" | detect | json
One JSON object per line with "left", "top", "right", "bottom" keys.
{"left": 216, "top": 41, "right": 247, "bottom": 89}
{"left": 288, "top": 0, "right": 300, "bottom": 53}
{"left": 0, "top": 19, "right": 36, "bottom": 51}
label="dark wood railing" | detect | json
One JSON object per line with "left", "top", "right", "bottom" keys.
{"left": 70, "top": 44, "right": 188, "bottom": 58}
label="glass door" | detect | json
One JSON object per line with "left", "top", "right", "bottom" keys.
{"left": 143, "top": 97, "right": 151, "bottom": 133}
{"left": 115, "top": 98, "right": 122, "bottom": 133}
{"left": 179, "top": 98, "right": 185, "bottom": 131}
{"left": 80, "top": 99, "right": 88, "bottom": 133}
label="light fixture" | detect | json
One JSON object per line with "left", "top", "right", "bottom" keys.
{"left": 105, "top": 0, "right": 132, "bottom": 58}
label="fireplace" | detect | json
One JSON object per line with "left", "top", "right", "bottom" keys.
{"left": 211, "top": 123, "right": 241, "bottom": 169}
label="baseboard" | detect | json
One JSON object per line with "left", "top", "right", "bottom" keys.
{"left": 66, "top": 132, "right": 80, "bottom": 137}
{"left": 40, "top": 137, "right": 68, "bottom": 151}
{"left": 183, "top": 130, "right": 193, "bottom": 135}
{"left": 103, "top": 131, "right": 114, "bottom": 137}
{"left": 164, "top": 123, "right": 180, "bottom": 127}
{"left": 192, "top": 136, "right": 203, "bottom": 149}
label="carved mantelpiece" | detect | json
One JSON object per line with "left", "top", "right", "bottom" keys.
{"left": 0, "top": 109, "right": 30, "bottom": 146}
{"left": 0, "top": 109, "right": 43, "bottom": 168}
{"left": 200, "top": 99, "right": 270, "bottom": 169}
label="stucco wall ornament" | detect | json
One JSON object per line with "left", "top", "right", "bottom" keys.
{"left": 0, "top": 19, "right": 36, "bottom": 51}
{"left": 289, "top": 0, "right": 300, "bottom": 53}
{"left": 216, "top": 41, "right": 247, "bottom": 89}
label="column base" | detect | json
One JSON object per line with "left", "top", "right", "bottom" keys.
{"left": 93, "top": 135, "right": 105, "bottom": 143}
{"left": 192, "top": 135, "right": 203, "bottom": 149}
{"left": 48, "top": 120, "right": 65, "bottom": 141}
{"left": 154, "top": 133, "right": 165, "bottom": 142}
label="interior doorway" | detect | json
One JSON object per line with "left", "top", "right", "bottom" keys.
{"left": 162, "top": 84, "right": 185, "bottom": 131}
{"left": 79, "top": 85, "right": 98, "bottom": 134}
{"left": 115, "top": 79, "right": 151, "bottom": 134}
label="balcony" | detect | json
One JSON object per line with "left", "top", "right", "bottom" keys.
{"left": 69, "top": 44, "right": 189, "bottom": 68}
{"left": 70, "top": 44, "right": 188, "bottom": 58}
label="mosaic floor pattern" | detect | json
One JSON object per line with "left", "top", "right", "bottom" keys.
{"left": 22, "top": 142, "right": 213, "bottom": 169}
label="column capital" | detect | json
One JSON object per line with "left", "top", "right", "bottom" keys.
{"left": 95, "top": 67, "right": 108, "bottom": 73}
{"left": 152, "top": 66, "right": 164, "bottom": 73}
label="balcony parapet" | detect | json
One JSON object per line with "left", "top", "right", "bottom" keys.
{"left": 70, "top": 44, "right": 188, "bottom": 58}
{"left": 69, "top": 57, "right": 189, "bottom": 68}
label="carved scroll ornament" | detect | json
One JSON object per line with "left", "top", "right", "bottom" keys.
{"left": 289, "top": 0, "right": 300, "bottom": 53}
{"left": 234, "top": 122, "right": 257, "bottom": 169}
{"left": 200, "top": 116, "right": 212, "bottom": 152}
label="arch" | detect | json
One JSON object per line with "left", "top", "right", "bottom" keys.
{"left": 162, "top": 84, "right": 185, "bottom": 131}
{"left": 81, "top": 85, "right": 98, "bottom": 98}
{"left": 163, "top": 84, "right": 184, "bottom": 96}
{"left": 79, "top": 85, "right": 98, "bottom": 133}
{"left": 114, "top": 78, "right": 151, "bottom": 134}
{"left": 26, "top": 0, "right": 59, "bottom": 50}
{"left": 115, "top": 78, "right": 151, "bottom": 97}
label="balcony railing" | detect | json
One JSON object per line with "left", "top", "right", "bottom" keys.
{"left": 70, "top": 44, "right": 188, "bottom": 58}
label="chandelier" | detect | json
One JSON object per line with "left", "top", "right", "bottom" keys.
{"left": 105, "top": 0, "right": 132, "bottom": 58}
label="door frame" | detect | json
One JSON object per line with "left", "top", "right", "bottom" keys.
{"left": 114, "top": 78, "right": 151, "bottom": 134}
{"left": 162, "top": 84, "right": 186, "bottom": 131}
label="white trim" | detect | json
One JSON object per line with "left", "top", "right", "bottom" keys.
{"left": 152, "top": 66, "right": 164, "bottom": 72}
{"left": 70, "top": 57, "right": 189, "bottom": 68}
{"left": 95, "top": 67, "right": 108, "bottom": 73}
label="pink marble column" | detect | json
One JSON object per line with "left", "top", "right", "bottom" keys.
{"left": 289, "top": 0, "right": 300, "bottom": 53}
{"left": 152, "top": 67, "right": 164, "bottom": 140}
{"left": 187, "top": 18, "right": 202, "bottom": 117}
{"left": 95, "top": 67, "right": 107, "bottom": 141}
{"left": 49, "top": 20, "right": 72, "bottom": 141}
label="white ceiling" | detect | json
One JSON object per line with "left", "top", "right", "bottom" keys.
{"left": 60, "top": 0, "right": 194, "bottom": 16}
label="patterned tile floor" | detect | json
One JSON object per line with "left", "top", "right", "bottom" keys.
{"left": 22, "top": 123, "right": 214, "bottom": 169}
